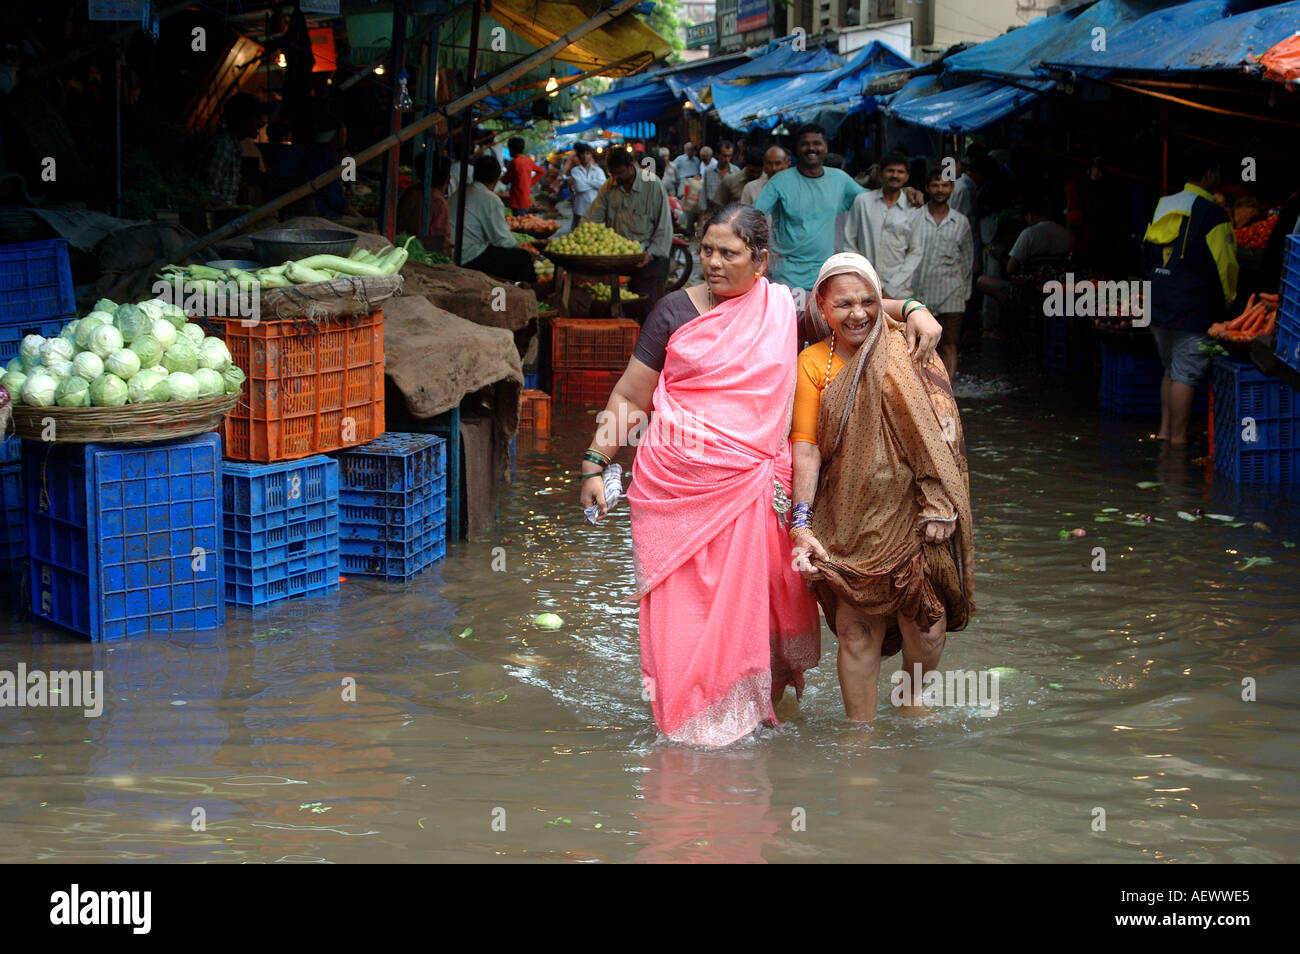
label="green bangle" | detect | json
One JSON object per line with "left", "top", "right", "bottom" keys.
{"left": 904, "top": 300, "right": 926, "bottom": 318}
{"left": 901, "top": 297, "right": 918, "bottom": 315}
{"left": 580, "top": 471, "right": 604, "bottom": 481}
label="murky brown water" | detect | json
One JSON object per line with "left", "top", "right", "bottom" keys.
{"left": 2, "top": 346, "right": 1299, "bottom": 863}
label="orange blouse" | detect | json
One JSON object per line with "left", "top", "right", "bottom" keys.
{"left": 792, "top": 339, "right": 845, "bottom": 444}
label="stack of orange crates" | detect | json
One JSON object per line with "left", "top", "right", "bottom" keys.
{"left": 519, "top": 389, "right": 552, "bottom": 434}
{"left": 217, "top": 309, "right": 386, "bottom": 462}
{"left": 551, "top": 318, "right": 639, "bottom": 407}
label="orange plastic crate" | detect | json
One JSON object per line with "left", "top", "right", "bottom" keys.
{"left": 519, "top": 389, "right": 552, "bottom": 433}
{"left": 218, "top": 310, "right": 385, "bottom": 462}
{"left": 552, "top": 317, "right": 640, "bottom": 370}
{"left": 552, "top": 370, "right": 620, "bottom": 407}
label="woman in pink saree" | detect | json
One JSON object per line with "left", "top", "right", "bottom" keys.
{"left": 579, "top": 205, "right": 942, "bottom": 747}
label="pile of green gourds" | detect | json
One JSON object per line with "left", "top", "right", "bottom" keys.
{"left": 159, "top": 245, "right": 409, "bottom": 291}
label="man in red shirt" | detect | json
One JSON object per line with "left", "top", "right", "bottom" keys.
{"left": 502, "top": 135, "right": 546, "bottom": 215}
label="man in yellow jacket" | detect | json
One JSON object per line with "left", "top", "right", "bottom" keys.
{"left": 1143, "top": 150, "right": 1238, "bottom": 446}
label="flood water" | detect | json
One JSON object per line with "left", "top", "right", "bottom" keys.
{"left": 2, "top": 345, "right": 1298, "bottom": 863}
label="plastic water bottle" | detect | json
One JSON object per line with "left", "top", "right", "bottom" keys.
{"left": 585, "top": 463, "right": 623, "bottom": 524}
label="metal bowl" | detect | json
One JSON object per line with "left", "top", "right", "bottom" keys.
{"left": 248, "top": 228, "right": 357, "bottom": 265}
{"left": 206, "top": 259, "right": 262, "bottom": 271}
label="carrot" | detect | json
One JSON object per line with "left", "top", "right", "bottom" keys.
{"left": 1260, "top": 292, "right": 1279, "bottom": 306}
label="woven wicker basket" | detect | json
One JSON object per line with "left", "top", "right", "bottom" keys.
{"left": 7, "top": 392, "right": 239, "bottom": 444}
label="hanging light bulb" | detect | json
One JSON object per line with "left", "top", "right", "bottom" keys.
{"left": 276, "top": 52, "right": 287, "bottom": 69}
{"left": 545, "top": 67, "right": 558, "bottom": 97}
{"left": 374, "top": 65, "right": 385, "bottom": 76}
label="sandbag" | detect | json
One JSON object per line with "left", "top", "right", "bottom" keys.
{"left": 256, "top": 274, "right": 404, "bottom": 321}
{"left": 399, "top": 262, "right": 537, "bottom": 332}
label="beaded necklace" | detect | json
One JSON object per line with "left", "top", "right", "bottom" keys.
{"left": 824, "top": 331, "right": 836, "bottom": 388}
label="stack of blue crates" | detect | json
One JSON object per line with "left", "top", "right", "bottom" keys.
{"left": 0, "top": 439, "right": 22, "bottom": 578}
{"left": 336, "top": 433, "right": 447, "bottom": 580}
{"left": 1100, "top": 346, "right": 1209, "bottom": 416}
{"left": 22, "top": 434, "right": 225, "bottom": 640}
{"left": 1, "top": 239, "right": 79, "bottom": 581}
{"left": 1276, "top": 234, "right": 1300, "bottom": 375}
{"left": 222, "top": 455, "right": 340, "bottom": 606}
{"left": 1213, "top": 356, "right": 1299, "bottom": 483}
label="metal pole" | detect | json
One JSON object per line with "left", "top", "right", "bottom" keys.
{"left": 114, "top": 43, "right": 123, "bottom": 219}
{"left": 453, "top": 0, "right": 482, "bottom": 266}
{"left": 384, "top": 0, "right": 408, "bottom": 241}
{"left": 421, "top": 28, "right": 441, "bottom": 235}
{"left": 171, "top": 0, "right": 648, "bottom": 261}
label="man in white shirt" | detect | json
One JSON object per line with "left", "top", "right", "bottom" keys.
{"left": 449, "top": 153, "right": 534, "bottom": 283}
{"left": 741, "top": 145, "right": 788, "bottom": 204}
{"left": 911, "top": 166, "right": 974, "bottom": 380}
{"left": 670, "top": 142, "right": 700, "bottom": 198}
{"left": 843, "top": 151, "right": 925, "bottom": 297}
{"left": 702, "top": 140, "right": 734, "bottom": 212}
{"left": 567, "top": 142, "right": 606, "bottom": 226}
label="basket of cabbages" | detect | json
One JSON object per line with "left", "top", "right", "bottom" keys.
{"left": 0, "top": 297, "right": 245, "bottom": 443}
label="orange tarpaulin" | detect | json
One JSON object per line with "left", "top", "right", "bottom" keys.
{"left": 1261, "top": 33, "right": 1300, "bottom": 86}
{"left": 487, "top": 0, "right": 670, "bottom": 76}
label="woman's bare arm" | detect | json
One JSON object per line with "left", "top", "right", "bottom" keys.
{"left": 580, "top": 357, "right": 659, "bottom": 515}
{"left": 881, "top": 297, "right": 942, "bottom": 364}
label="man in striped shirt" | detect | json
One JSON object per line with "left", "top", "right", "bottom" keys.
{"left": 910, "top": 166, "right": 974, "bottom": 380}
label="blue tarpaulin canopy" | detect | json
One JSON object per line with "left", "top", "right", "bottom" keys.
{"left": 710, "top": 38, "right": 914, "bottom": 131}
{"left": 944, "top": 0, "right": 1168, "bottom": 80}
{"left": 881, "top": 75, "right": 1050, "bottom": 133}
{"left": 1043, "top": 0, "right": 1300, "bottom": 74}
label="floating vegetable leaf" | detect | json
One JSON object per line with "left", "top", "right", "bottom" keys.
{"left": 1136, "top": 481, "right": 1162, "bottom": 489}
{"left": 1239, "top": 556, "right": 1275, "bottom": 570}
{"left": 1176, "top": 511, "right": 1199, "bottom": 522}
{"left": 1100, "top": 508, "right": 1120, "bottom": 513}
{"left": 457, "top": 628, "right": 472, "bottom": 638}
{"left": 1283, "top": 542, "right": 1296, "bottom": 549}
{"left": 1206, "top": 514, "right": 1234, "bottom": 521}
{"left": 1093, "top": 516, "right": 1112, "bottom": 522}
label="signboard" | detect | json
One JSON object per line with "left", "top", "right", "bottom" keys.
{"left": 88, "top": 0, "right": 145, "bottom": 21}
{"left": 717, "top": 0, "right": 739, "bottom": 48}
{"left": 737, "top": 0, "right": 768, "bottom": 32}
{"left": 685, "top": 21, "right": 717, "bottom": 48}
{"left": 300, "top": 0, "right": 341, "bottom": 14}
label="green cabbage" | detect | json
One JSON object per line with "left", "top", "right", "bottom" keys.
{"left": 59, "top": 320, "right": 79, "bottom": 343}
{"left": 151, "top": 318, "right": 178, "bottom": 350}
{"left": 198, "top": 337, "right": 231, "bottom": 371}
{"left": 105, "top": 348, "right": 141, "bottom": 380}
{"left": 2, "top": 370, "right": 27, "bottom": 402}
{"left": 161, "top": 301, "right": 189, "bottom": 328}
{"left": 167, "top": 370, "right": 199, "bottom": 402}
{"left": 162, "top": 339, "right": 197, "bottom": 374}
{"left": 44, "top": 358, "right": 73, "bottom": 380}
{"left": 130, "top": 334, "right": 164, "bottom": 368}
{"left": 75, "top": 314, "right": 111, "bottom": 351}
{"left": 127, "top": 367, "right": 170, "bottom": 404}
{"left": 55, "top": 375, "right": 91, "bottom": 407}
{"left": 180, "top": 323, "right": 206, "bottom": 348}
{"left": 20, "top": 335, "right": 45, "bottom": 369}
{"left": 222, "top": 365, "right": 246, "bottom": 394}
{"left": 41, "top": 337, "right": 76, "bottom": 366}
{"left": 5, "top": 358, "right": 21, "bottom": 375}
{"left": 137, "top": 299, "right": 166, "bottom": 322}
{"left": 193, "top": 368, "right": 224, "bottom": 398}
{"left": 113, "top": 304, "right": 150, "bottom": 343}
{"left": 21, "top": 370, "right": 58, "bottom": 406}
{"left": 92, "top": 298, "right": 118, "bottom": 314}
{"left": 88, "top": 324, "right": 125, "bottom": 359}
{"left": 90, "top": 373, "right": 129, "bottom": 407}
{"left": 72, "top": 352, "right": 104, "bottom": 382}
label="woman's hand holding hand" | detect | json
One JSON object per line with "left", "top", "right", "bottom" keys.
{"left": 580, "top": 473, "right": 607, "bottom": 517}
{"left": 904, "top": 308, "right": 942, "bottom": 365}
{"left": 923, "top": 520, "right": 956, "bottom": 543}
{"left": 790, "top": 528, "right": 828, "bottom": 581}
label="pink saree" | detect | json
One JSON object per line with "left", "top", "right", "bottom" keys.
{"left": 628, "top": 278, "right": 821, "bottom": 748}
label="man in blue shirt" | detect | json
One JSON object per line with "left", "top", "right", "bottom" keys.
{"left": 670, "top": 142, "right": 701, "bottom": 199}
{"left": 755, "top": 124, "right": 865, "bottom": 329}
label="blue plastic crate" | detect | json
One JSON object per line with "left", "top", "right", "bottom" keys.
{"left": 1213, "top": 358, "right": 1300, "bottom": 483}
{"left": 224, "top": 512, "right": 339, "bottom": 570}
{"left": 224, "top": 544, "right": 339, "bottom": 589}
{"left": 339, "top": 478, "right": 447, "bottom": 526}
{"left": 524, "top": 373, "right": 539, "bottom": 390}
{"left": 224, "top": 558, "right": 339, "bottom": 607}
{"left": 335, "top": 432, "right": 445, "bottom": 494}
{"left": 1099, "top": 346, "right": 1207, "bottom": 415}
{"left": 22, "top": 435, "right": 225, "bottom": 640}
{"left": 1, "top": 459, "right": 23, "bottom": 563}
{"left": 222, "top": 456, "right": 338, "bottom": 532}
{"left": 0, "top": 317, "right": 70, "bottom": 366}
{"left": 0, "top": 435, "right": 20, "bottom": 464}
{"left": 341, "top": 508, "right": 445, "bottom": 544}
{"left": 1277, "top": 253, "right": 1300, "bottom": 373}
{"left": 340, "top": 513, "right": 445, "bottom": 557}
{"left": 340, "top": 536, "right": 446, "bottom": 581}
{"left": 0, "top": 239, "right": 76, "bottom": 327}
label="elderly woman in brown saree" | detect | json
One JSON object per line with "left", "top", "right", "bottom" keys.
{"left": 788, "top": 253, "right": 975, "bottom": 721}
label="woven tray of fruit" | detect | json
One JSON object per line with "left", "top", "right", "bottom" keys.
{"left": 544, "top": 222, "right": 644, "bottom": 272}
